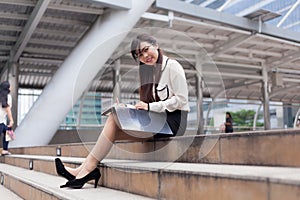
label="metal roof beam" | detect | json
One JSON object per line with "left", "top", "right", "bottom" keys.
{"left": 211, "top": 34, "right": 255, "bottom": 57}
{"left": 217, "top": 0, "right": 235, "bottom": 11}
{"left": 255, "top": 34, "right": 300, "bottom": 48}
{"left": 284, "top": 20, "right": 300, "bottom": 29}
{"left": 142, "top": 12, "right": 169, "bottom": 22}
{"left": 217, "top": 54, "right": 265, "bottom": 63}
{"left": 0, "top": 56, "right": 8, "bottom": 60}
{"left": 277, "top": 0, "right": 300, "bottom": 27}
{"left": 0, "top": 11, "right": 91, "bottom": 26}
{"left": 233, "top": 47, "right": 282, "bottom": 57}
{"left": 24, "top": 47, "right": 70, "bottom": 56}
{"left": 183, "top": 67, "right": 263, "bottom": 79}
{"left": 266, "top": 50, "right": 300, "bottom": 66}
{"left": 40, "top": 16, "right": 92, "bottom": 26}
{"left": 19, "top": 57, "right": 63, "bottom": 65}
{"left": 214, "top": 61, "right": 262, "bottom": 70}
{"left": 274, "top": 68, "right": 300, "bottom": 75}
{"left": 0, "top": 0, "right": 105, "bottom": 14}
{"left": 225, "top": 80, "right": 261, "bottom": 90}
{"left": 0, "top": 11, "right": 28, "bottom": 20}
{"left": 218, "top": 0, "right": 243, "bottom": 11}
{"left": 0, "top": 35, "right": 17, "bottom": 42}
{"left": 29, "top": 38, "right": 76, "bottom": 47}
{"left": 0, "top": 0, "right": 34, "bottom": 7}
{"left": 158, "top": 38, "right": 214, "bottom": 48}
{"left": 20, "top": 71, "right": 53, "bottom": 77}
{"left": 173, "top": 15, "right": 250, "bottom": 34}
{"left": 0, "top": 25, "right": 23, "bottom": 32}
{"left": 33, "top": 28, "right": 86, "bottom": 39}
{"left": 90, "top": 0, "right": 131, "bottom": 10}
{"left": 199, "top": 0, "right": 215, "bottom": 7}
{"left": 10, "top": 0, "right": 50, "bottom": 63}
{"left": 0, "top": 45, "right": 12, "bottom": 51}
{"left": 0, "top": 0, "right": 127, "bottom": 12}
{"left": 156, "top": 0, "right": 300, "bottom": 43}
{"left": 48, "top": 5, "right": 104, "bottom": 15}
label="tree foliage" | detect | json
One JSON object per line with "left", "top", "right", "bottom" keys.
{"left": 230, "top": 109, "right": 264, "bottom": 127}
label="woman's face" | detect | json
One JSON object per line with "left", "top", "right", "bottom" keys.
{"left": 137, "top": 41, "right": 159, "bottom": 65}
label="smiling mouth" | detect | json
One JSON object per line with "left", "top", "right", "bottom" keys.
{"left": 145, "top": 57, "right": 152, "bottom": 63}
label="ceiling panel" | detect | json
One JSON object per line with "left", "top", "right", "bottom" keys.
{"left": 0, "top": 0, "right": 299, "bottom": 104}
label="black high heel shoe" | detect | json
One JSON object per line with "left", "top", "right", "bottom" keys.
{"left": 60, "top": 168, "right": 101, "bottom": 189}
{"left": 55, "top": 158, "right": 75, "bottom": 181}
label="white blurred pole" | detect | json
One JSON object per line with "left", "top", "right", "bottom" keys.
{"left": 12, "top": 0, "right": 154, "bottom": 147}
{"left": 277, "top": 0, "right": 300, "bottom": 27}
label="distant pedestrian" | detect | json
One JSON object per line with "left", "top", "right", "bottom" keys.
{"left": 0, "top": 81, "right": 14, "bottom": 155}
{"left": 224, "top": 112, "right": 233, "bottom": 133}
{"left": 296, "top": 116, "right": 300, "bottom": 128}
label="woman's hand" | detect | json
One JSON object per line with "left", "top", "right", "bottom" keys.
{"left": 8, "top": 121, "right": 14, "bottom": 128}
{"left": 135, "top": 101, "right": 148, "bottom": 110}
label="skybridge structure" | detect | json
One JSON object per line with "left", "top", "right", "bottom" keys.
{"left": 0, "top": 0, "right": 299, "bottom": 146}
{"left": 1, "top": 1, "right": 300, "bottom": 199}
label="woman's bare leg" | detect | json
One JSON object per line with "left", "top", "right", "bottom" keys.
{"left": 65, "top": 114, "right": 140, "bottom": 178}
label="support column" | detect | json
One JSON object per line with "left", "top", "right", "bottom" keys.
{"left": 12, "top": 0, "right": 155, "bottom": 147}
{"left": 253, "top": 104, "right": 262, "bottom": 131}
{"left": 113, "top": 59, "right": 121, "bottom": 103}
{"left": 8, "top": 62, "right": 19, "bottom": 129}
{"left": 283, "top": 103, "right": 293, "bottom": 128}
{"left": 262, "top": 66, "right": 271, "bottom": 130}
{"left": 196, "top": 73, "right": 204, "bottom": 135}
{"left": 77, "top": 91, "right": 87, "bottom": 128}
{"left": 195, "top": 55, "right": 204, "bottom": 135}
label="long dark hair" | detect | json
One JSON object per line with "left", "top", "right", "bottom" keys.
{"left": 131, "top": 34, "right": 164, "bottom": 103}
{"left": 226, "top": 112, "right": 232, "bottom": 119}
{"left": 0, "top": 81, "right": 10, "bottom": 108}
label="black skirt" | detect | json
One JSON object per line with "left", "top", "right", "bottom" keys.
{"left": 154, "top": 110, "right": 188, "bottom": 138}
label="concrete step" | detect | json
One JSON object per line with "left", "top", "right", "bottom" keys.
{"left": 8, "top": 129, "right": 300, "bottom": 167}
{"left": 1, "top": 154, "right": 300, "bottom": 200}
{"left": 0, "top": 163, "right": 154, "bottom": 200}
{"left": 0, "top": 185, "right": 23, "bottom": 200}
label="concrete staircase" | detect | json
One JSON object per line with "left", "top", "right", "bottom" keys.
{"left": 0, "top": 129, "right": 300, "bottom": 199}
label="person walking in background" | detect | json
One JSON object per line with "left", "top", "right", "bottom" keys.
{"left": 296, "top": 116, "right": 300, "bottom": 128}
{"left": 55, "top": 33, "right": 190, "bottom": 189}
{"left": 0, "top": 81, "right": 14, "bottom": 155}
{"left": 225, "top": 112, "right": 233, "bottom": 133}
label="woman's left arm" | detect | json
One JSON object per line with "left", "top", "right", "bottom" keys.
{"left": 5, "top": 106, "right": 14, "bottom": 127}
{"left": 6, "top": 95, "right": 14, "bottom": 127}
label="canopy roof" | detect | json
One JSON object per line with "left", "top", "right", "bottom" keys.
{"left": 0, "top": 0, "right": 300, "bottom": 103}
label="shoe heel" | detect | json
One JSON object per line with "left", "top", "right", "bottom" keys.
{"left": 94, "top": 177, "right": 100, "bottom": 188}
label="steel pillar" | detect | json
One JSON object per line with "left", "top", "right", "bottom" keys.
{"left": 195, "top": 55, "right": 204, "bottom": 135}
{"left": 262, "top": 66, "right": 271, "bottom": 130}
{"left": 113, "top": 59, "right": 121, "bottom": 103}
{"left": 196, "top": 74, "right": 204, "bottom": 135}
{"left": 8, "top": 62, "right": 19, "bottom": 129}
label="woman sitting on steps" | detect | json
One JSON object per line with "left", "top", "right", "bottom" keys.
{"left": 55, "top": 33, "right": 190, "bottom": 189}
